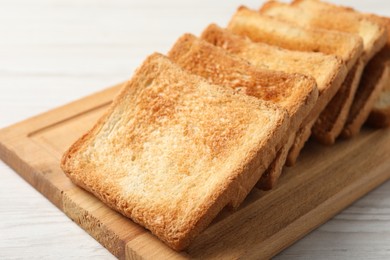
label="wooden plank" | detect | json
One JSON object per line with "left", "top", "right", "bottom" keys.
{"left": 0, "top": 85, "right": 389, "bottom": 259}
{"left": 0, "top": 85, "right": 122, "bottom": 209}
{"left": 63, "top": 188, "right": 145, "bottom": 259}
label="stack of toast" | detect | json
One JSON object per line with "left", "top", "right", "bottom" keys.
{"left": 61, "top": 0, "right": 390, "bottom": 251}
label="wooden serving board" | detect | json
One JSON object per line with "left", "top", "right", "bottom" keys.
{"left": 1, "top": 84, "right": 390, "bottom": 259}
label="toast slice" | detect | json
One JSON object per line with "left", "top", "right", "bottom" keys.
{"left": 312, "top": 59, "right": 365, "bottom": 144}
{"left": 260, "top": 1, "right": 388, "bottom": 143}
{"left": 201, "top": 24, "right": 347, "bottom": 166}
{"left": 260, "top": 1, "right": 387, "bottom": 63}
{"left": 290, "top": 0, "right": 389, "bottom": 136}
{"left": 61, "top": 53, "right": 289, "bottom": 250}
{"left": 258, "top": 132, "right": 296, "bottom": 189}
{"left": 168, "top": 33, "right": 318, "bottom": 190}
{"left": 228, "top": 6, "right": 363, "bottom": 147}
{"left": 168, "top": 34, "right": 317, "bottom": 141}
{"left": 228, "top": 6, "right": 363, "bottom": 71}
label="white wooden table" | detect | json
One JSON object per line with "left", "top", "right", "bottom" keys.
{"left": 0, "top": 0, "right": 389, "bottom": 259}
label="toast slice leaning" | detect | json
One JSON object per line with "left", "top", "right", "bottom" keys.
{"left": 312, "top": 59, "right": 364, "bottom": 144}
{"left": 228, "top": 6, "right": 363, "bottom": 72}
{"left": 259, "top": 1, "right": 387, "bottom": 143}
{"left": 61, "top": 53, "right": 289, "bottom": 251}
{"left": 290, "top": 0, "right": 389, "bottom": 136}
{"left": 260, "top": 0, "right": 387, "bottom": 63}
{"left": 168, "top": 34, "right": 317, "bottom": 145}
{"left": 168, "top": 33, "right": 318, "bottom": 190}
{"left": 201, "top": 24, "right": 347, "bottom": 166}
{"left": 259, "top": 131, "right": 296, "bottom": 189}
{"left": 228, "top": 6, "right": 363, "bottom": 147}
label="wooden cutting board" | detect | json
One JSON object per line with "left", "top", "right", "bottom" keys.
{"left": 1, "top": 84, "right": 389, "bottom": 260}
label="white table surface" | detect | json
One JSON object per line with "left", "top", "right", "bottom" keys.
{"left": 1, "top": 0, "right": 390, "bottom": 259}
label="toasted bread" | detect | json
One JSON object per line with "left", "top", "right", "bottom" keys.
{"left": 287, "top": 121, "right": 313, "bottom": 165}
{"left": 228, "top": 6, "right": 364, "bottom": 147}
{"left": 258, "top": 132, "right": 296, "bottom": 190}
{"left": 201, "top": 24, "right": 347, "bottom": 165}
{"left": 228, "top": 6, "right": 363, "bottom": 71}
{"left": 312, "top": 59, "right": 365, "bottom": 144}
{"left": 168, "top": 33, "right": 318, "bottom": 190}
{"left": 261, "top": 1, "right": 387, "bottom": 63}
{"left": 292, "top": 0, "right": 390, "bottom": 137}
{"left": 168, "top": 34, "right": 317, "bottom": 139}
{"left": 61, "top": 53, "right": 289, "bottom": 250}
{"left": 259, "top": 0, "right": 388, "bottom": 143}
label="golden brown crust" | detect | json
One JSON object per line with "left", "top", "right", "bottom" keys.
{"left": 61, "top": 53, "right": 289, "bottom": 250}
{"left": 226, "top": 5, "right": 367, "bottom": 149}
{"left": 228, "top": 6, "right": 363, "bottom": 71}
{"left": 168, "top": 33, "right": 318, "bottom": 135}
{"left": 257, "top": 133, "right": 296, "bottom": 190}
{"left": 259, "top": 0, "right": 390, "bottom": 144}
{"left": 286, "top": 118, "right": 314, "bottom": 166}
{"left": 168, "top": 34, "right": 319, "bottom": 191}
{"left": 262, "top": 0, "right": 387, "bottom": 63}
{"left": 201, "top": 23, "right": 347, "bottom": 169}
{"left": 286, "top": 52, "right": 347, "bottom": 164}
{"left": 312, "top": 59, "right": 365, "bottom": 144}
{"left": 201, "top": 24, "right": 346, "bottom": 98}
{"left": 287, "top": 0, "right": 389, "bottom": 138}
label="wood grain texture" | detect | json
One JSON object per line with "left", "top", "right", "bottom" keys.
{"left": 1, "top": 0, "right": 390, "bottom": 259}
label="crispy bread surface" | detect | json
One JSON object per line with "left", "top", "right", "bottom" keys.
{"left": 261, "top": 0, "right": 387, "bottom": 63}
{"left": 61, "top": 53, "right": 288, "bottom": 250}
{"left": 168, "top": 33, "right": 318, "bottom": 189}
{"left": 228, "top": 6, "right": 363, "bottom": 71}
{"left": 202, "top": 24, "right": 346, "bottom": 163}
{"left": 276, "top": 0, "right": 388, "bottom": 140}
